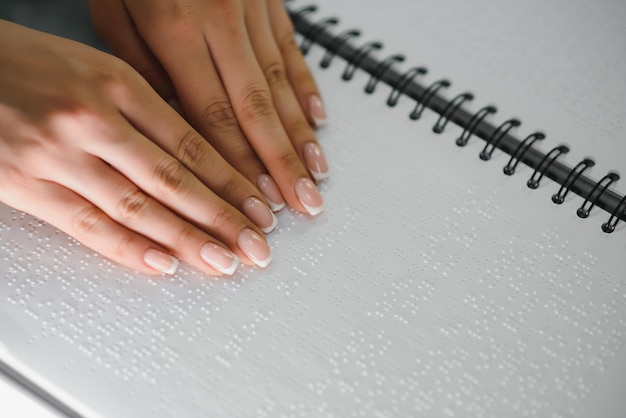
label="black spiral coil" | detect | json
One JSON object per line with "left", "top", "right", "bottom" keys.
{"left": 552, "top": 158, "right": 595, "bottom": 204}
{"left": 527, "top": 145, "right": 569, "bottom": 189}
{"left": 577, "top": 173, "right": 620, "bottom": 219}
{"left": 289, "top": 4, "right": 626, "bottom": 233}
{"left": 386, "top": 67, "right": 428, "bottom": 107}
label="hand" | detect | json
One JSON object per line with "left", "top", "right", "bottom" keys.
{"left": 88, "top": 0, "right": 328, "bottom": 216}
{"left": 0, "top": 20, "right": 277, "bottom": 276}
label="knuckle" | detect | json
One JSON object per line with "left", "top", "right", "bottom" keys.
{"left": 176, "top": 129, "right": 207, "bottom": 166}
{"left": 117, "top": 188, "right": 150, "bottom": 222}
{"left": 277, "top": 29, "right": 299, "bottom": 54}
{"left": 167, "top": 15, "right": 198, "bottom": 42}
{"left": 209, "top": 204, "right": 236, "bottom": 231}
{"left": 274, "top": 149, "right": 302, "bottom": 171}
{"left": 154, "top": 158, "right": 189, "bottom": 195}
{"left": 113, "top": 234, "right": 138, "bottom": 259}
{"left": 289, "top": 117, "right": 315, "bottom": 137}
{"left": 237, "top": 86, "right": 275, "bottom": 122}
{"left": 72, "top": 206, "right": 106, "bottom": 235}
{"left": 174, "top": 224, "right": 196, "bottom": 251}
{"left": 0, "top": 164, "right": 28, "bottom": 189}
{"left": 262, "top": 61, "right": 288, "bottom": 88}
{"left": 215, "top": 175, "right": 243, "bottom": 200}
{"left": 202, "top": 100, "right": 238, "bottom": 130}
{"left": 230, "top": 143, "right": 260, "bottom": 167}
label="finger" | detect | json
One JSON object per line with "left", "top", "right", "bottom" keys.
{"left": 87, "top": 0, "right": 176, "bottom": 101}
{"left": 48, "top": 153, "right": 272, "bottom": 271}
{"left": 120, "top": 0, "right": 285, "bottom": 211}
{"left": 201, "top": 1, "right": 324, "bottom": 215}
{"left": 17, "top": 179, "right": 179, "bottom": 276}
{"left": 267, "top": 0, "right": 327, "bottom": 127}
{"left": 111, "top": 72, "right": 279, "bottom": 231}
{"left": 61, "top": 111, "right": 273, "bottom": 267}
{"left": 245, "top": 0, "right": 330, "bottom": 182}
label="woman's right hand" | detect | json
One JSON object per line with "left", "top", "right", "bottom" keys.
{"left": 0, "top": 19, "right": 276, "bottom": 276}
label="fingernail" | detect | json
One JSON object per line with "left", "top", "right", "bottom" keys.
{"left": 144, "top": 248, "right": 179, "bottom": 275}
{"left": 257, "top": 174, "right": 285, "bottom": 212}
{"left": 237, "top": 228, "right": 273, "bottom": 268}
{"left": 200, "top": 242, "right": 239, "bottom": 275}
{"left": 303, "top": 142, "right": 329, "bottom": 182}
{"left": 242, "top": 197, "right": 278, "bottom": 234}
{"left": 309, "top": 94, "right": 327, "bottom": 127}
{"left": 295, "top": 177, "right": 324, "bottom": 216}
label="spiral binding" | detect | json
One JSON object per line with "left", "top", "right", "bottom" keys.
{"left": 288, "top": 3, "right": 626, "bottom": 233}
{"left": 320, "top": 29, "right": 361, "bottom": 68}
{"left": 300, "top": 17, "right": 339, "bottom": 55}
{"left": 365, "top": 55, "right": 405, "bottom": 94}
{"left": 386, "top": 67, "right": 428, "bottom": 107}
{"left": 457, "top": 106, "right": 497, "bottom": 147}
{"left": 503, "top": 132, "right": 545, "bottom": 176}
{"left": 342, "top": 41, "right": 382, "bottom": 81}
{"left": 576, "top": 173, "right": 620, "bottom": 219}
{"left": 602, "top": 194, "right": 626, "bottom": 233}
{"left": 527, "top": 145, "right": 569, "bottom": 189}
{"left": 552, "top": 158, "right": 595, "bottom": 204}
{"left": 410, "top": 79, "right": 451, "bottom": 120}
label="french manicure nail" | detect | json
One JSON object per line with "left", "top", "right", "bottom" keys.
{"left": 309, "top": 94, "right": 327, "bottom": 127}
{"left": 144, "top": 248, "right": 179, "bottom": 275}
{"left": 242, "top": 197, "right": 278, "bottom": 234}
{"left": 303, "top": 142, "right": 329, "bottom": 182}
{"left": 200, "top": 242, "right": 239, "bottom": 275}
{"left": 237, "top": 228, "right": 273, "bottom": 268}
{"left": 257, "top": 174, "right": 285, "bottom": 212}
{"left": 295, "top": 177, "right": 324, "bottom": 216}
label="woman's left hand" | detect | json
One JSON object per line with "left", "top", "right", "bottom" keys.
{"left": 89, "top": 0, "right": 328, "bottom": 216}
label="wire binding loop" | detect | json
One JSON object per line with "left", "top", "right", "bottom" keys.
{"left": 576, "top": 172, "right": 620, "bottom": 218}
{"left": 432, "top": 93, "right": 474, "bottom": 134}
{"left": 342, "top": 41, "right": 383, "bottom": 81}
{"left": 291, "top": 5, "right": 317, "bottom": 22}
{"left": 551, "top": 158, "right": 595, "bottom": 204}
{"left": 526, "top": 145, "right": 570, "bottom": 189}
{"left": 320, "top": 29, "right": 361, "bottom": 68}
{"left": 386, "top": 66, "right": 428, "bottom": 107}
{"left": 502, "top": 132, "right": 545, "bottom": 175}
{"left": 300, "top": 17, "right": 339, "bottom": 55}
{"left": 456, "top": 106, "right": 497, "bottom": 146}
{"left": 365, "top": 54, "right": 405, "bottom": 94}
{"left": 479, "top": 119, "right": 521, "bottom": 161}
{"left": 602, "top": 194, "right": 626, "bottom": 233}
{"left": 409, "top": 79, "right": 451, "bottom": 120}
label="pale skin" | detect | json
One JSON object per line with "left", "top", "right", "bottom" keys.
{"left": 0, "top": 19, "right": 273, "bottom": 276}
{"left": 88, "top": 0, "right": 329, "bottom": 213}
{"left": 0, "top": 0, "right": 330, "bottom": 277}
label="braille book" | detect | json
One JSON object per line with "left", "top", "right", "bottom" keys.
{"left": 1, "top": 0, "right": 625, "bottom": 416}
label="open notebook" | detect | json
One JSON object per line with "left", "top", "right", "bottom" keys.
{"left": 1, "top": 0, "right": 625, "bottom": 416}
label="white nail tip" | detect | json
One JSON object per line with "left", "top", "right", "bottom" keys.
{"left": 253, "top": 253, "right": 273, "bottom": 268}
{"left": 219, "top": 255, "right": 240, "bottom": 276}
{"left": 145, "top": 256, "right": 179, "bottom": 275}
{"left": 311, "top": 169, "right": 330, "bottom": 182}
{"left": 312, "top": 115, "right": 327, "bottom": 129}
{"left": 261, "top": 212, "right": 279, "bottom": 234}
{"left": 268, "top": 200, "right": 286, "bottom": 213}
{"left": 302, "top": 201, "right": 325, "bottom": 217}
{"left": 164, "top": 258, "right": 179, "bottom": 275}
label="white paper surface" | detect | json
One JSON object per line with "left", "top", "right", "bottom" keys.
{"left": 1, "top": 0, "right": 625, "bottom": 416}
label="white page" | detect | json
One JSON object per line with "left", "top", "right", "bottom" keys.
{"left": 1, "top": 0, "right": 625, "bottom": 417}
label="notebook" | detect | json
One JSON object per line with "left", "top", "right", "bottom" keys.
{"left": 1, "top": 0, "right": 625, "bottom": 416}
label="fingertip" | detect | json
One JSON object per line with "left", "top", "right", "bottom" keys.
{"left": 143, "top": 248, "right": 180, "bottom": 275}
{"left": 308, "top": 94, "right": 327, "bottom": 128}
